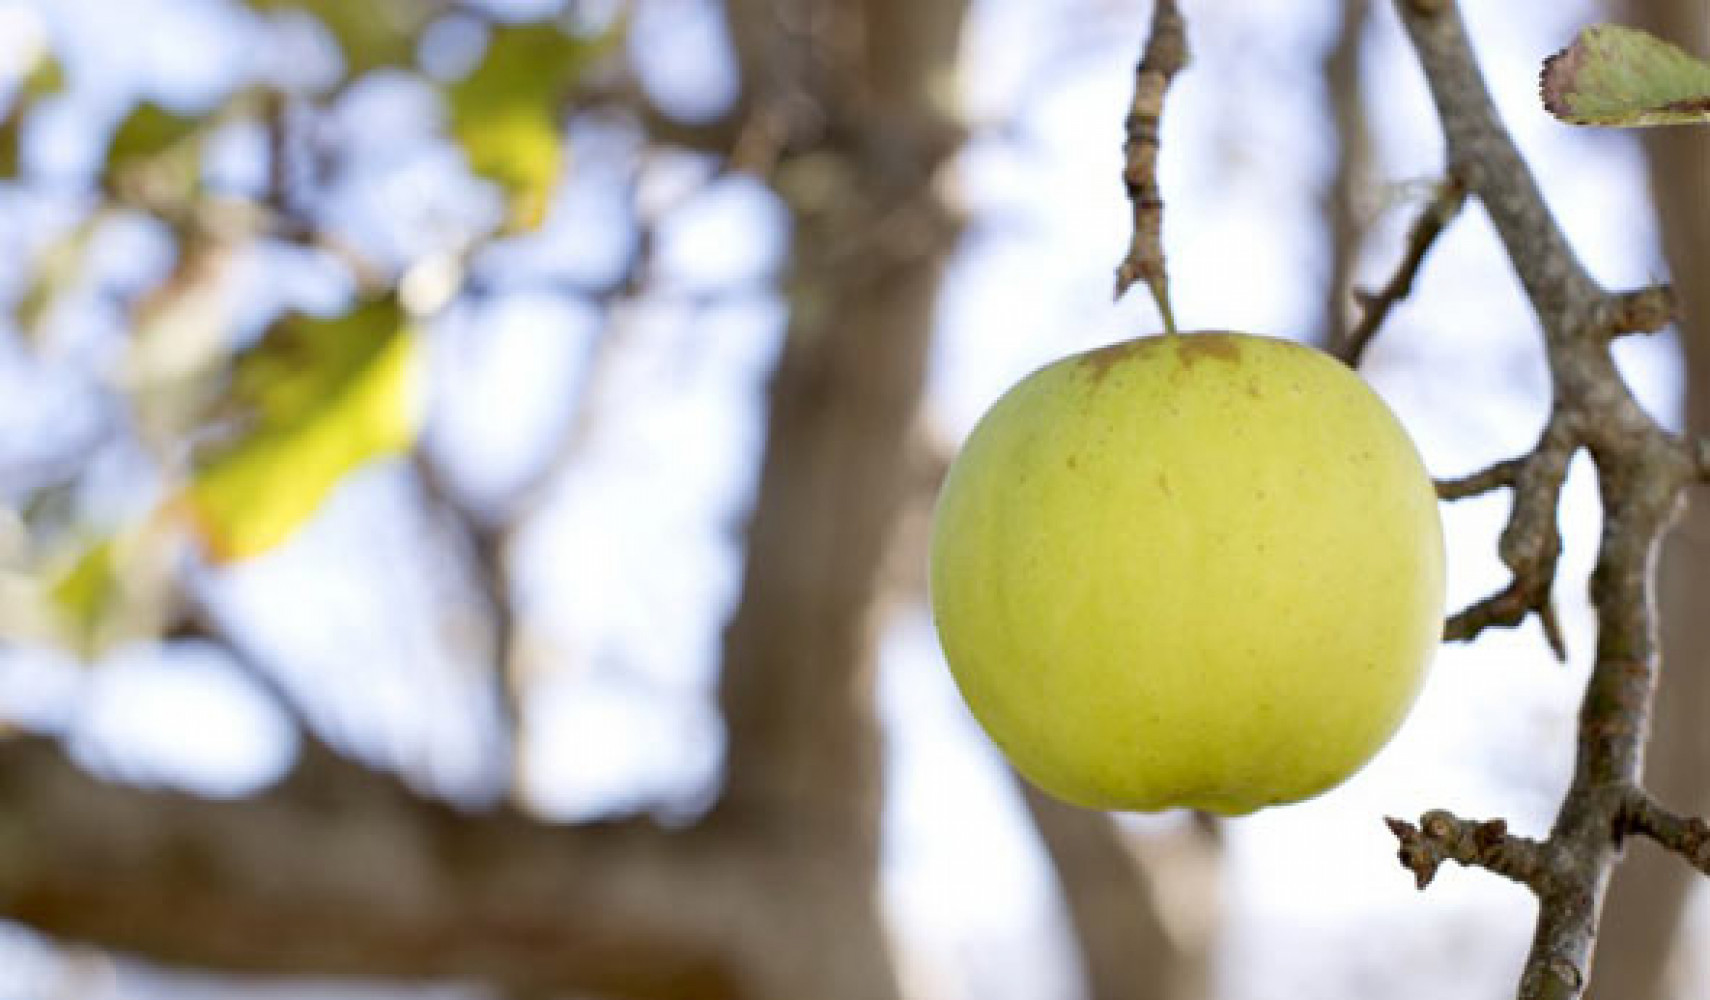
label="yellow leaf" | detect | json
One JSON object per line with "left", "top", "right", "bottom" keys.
{"left": 445, "top": 23, "right": 613, "bottom": 231}
{"left": 183, "top": 298, "right": 422, "bottom": 561}
{"left": 48, "top": 538, "right": 120, "bottom": 648}
{"left": 41, "top": 522, "right": 177, "bottom": 658}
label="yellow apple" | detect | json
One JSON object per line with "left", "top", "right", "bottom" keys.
{"left": 929, "top": 332, "right": 1443, "bottom": 815}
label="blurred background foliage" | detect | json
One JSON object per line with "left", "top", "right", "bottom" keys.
{"left": 0, "top": 0, "right": 1704, "bottom": 999}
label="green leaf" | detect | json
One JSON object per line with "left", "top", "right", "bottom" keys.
{"left": 106, "top": 102, "right": 203, "bottom": 172}
{"left": 247, "top": 0, "right": 430, "bottom": 80}
{"left": 21, "top": 56, "right": 66, "bottom": 100}
{"left": 1542, "top": 24, "right": 1710, "bottom": 126}
{"left": 445, "top": 23, "right": 609, "bottom": 231}
{"left": 183, "top": 298, "right": 422, "bottom": 562}
{"left": 0, "top": 115, "right": 18, "bottom": 179}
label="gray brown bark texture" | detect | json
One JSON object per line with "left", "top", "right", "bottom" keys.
{"left": 1588, "top": 2, "right": 1710, "bottom": 996}
{"left": 1373, "top": 3, "right": 1710, "bottom": 999}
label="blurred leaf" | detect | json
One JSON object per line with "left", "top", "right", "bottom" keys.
{"left": 48, "top": 538, "right": 120, "bottom": 648}
{"left": 124, "top": 241, "right": 242, "bottom": 448}
{"left": 0, "top": 116, "right": 17, "bottom": 179}
{"left": 106, "top": 102, "right": 204, "bottom": 175}
{"left": 182, "top": 298, "right": 421, "bottom": 562}
{"left": 21, "top": 56, "right": 66, "bottom": 99}
{"left": 40, "top": 523, "right": 179, "bottom": 658}
{"left": 445, "top": 22, "right": 615, "bottom": 231}
{"left": 1543, "top": 24, "right": 1710, "bottom": 126}
{"left": 1, "top": 55, "right": 65, "bottom": 178}
{"left": 248, "top": 0, "right": 432, "bottom": 79}
{"left": 12, "top": 214, "right": 100, "bottom": 342}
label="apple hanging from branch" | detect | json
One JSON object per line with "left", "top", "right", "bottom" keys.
{"left": 929, "top": 331, "right": 1444, "bottom": 815}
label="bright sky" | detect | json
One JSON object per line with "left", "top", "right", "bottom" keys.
{"left": 0, "top": 0, "right": 1704, "bottom": 998}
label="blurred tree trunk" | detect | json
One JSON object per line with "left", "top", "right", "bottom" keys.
{"left": 1023, "top": 785, "right": 1219, "bottom": 1000}
{"left": 1592, "top": 4, "right": 1710, "bottom": 998}
{"left": 707, "top": 0, "right": 970, "bottom": 993}
{"left": 1320, "top": 0, "right": 1371, "bottom": 350}
{"left": 0, "top": 1, "right": 974, "bottom": 997}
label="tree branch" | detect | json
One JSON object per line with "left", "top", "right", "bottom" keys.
{"left": 1440, "top": 424, "right": 1576, "bottom": 660}
{"left": 1021, "top": 781, "right": 1212, "bottom": 1000}
{"left": 1384, "top": 811, "right": 1550, "bottom": 891}
{"left": 1619, "top": 790, "right": 1710, "bottom": 876}
{"left": 0, "top": 735, "right": 751, "bottom": 1000}
{"left": 1114, "top": 0, "right": 1188, "bottom": 330}
{"left": 1335, "top": 173, "right": 1466, "bottom": 365}
{"left": 1435, "top": 456, "right": 1521, "bottom": 500}
{"left": 1595, "top": 284, "right": 1679, "bottom": 340}
{"left": 1388, "top": 3, "right": 1708, "bottom": 997}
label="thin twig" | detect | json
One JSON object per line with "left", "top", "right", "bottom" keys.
{"left": 1335, "top": 173, "right": 1466, "bottom": 365}
{"left": 1440, "top": 425, "right": 1575, "bottom": 660}
{"left": 1435, "top": 456, "right": 1522, "bottom": 500}
{"left": 1114, "top": 0, "right": 1188, "bottom": 331}
{"left": 1595, "top": 284, "right": 1678, "bottom": 339}
{"left": 1385, "top": 811, "right": 1550, "bottom": 890}
{"left": 1619, "top": 790, "right": 1710, "bottom": 876}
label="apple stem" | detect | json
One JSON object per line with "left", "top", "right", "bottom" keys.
{"left": 1149, "top": 275, "right": 1179, "bottom": 336}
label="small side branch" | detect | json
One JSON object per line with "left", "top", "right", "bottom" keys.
{"left": 1593, "top": 284, "right": 1677, "bottom": 340}
{"left": 1436, "top": 456, "right": 1521, "bottom": 500}
{"left": 1620, "top": 790, "right": 1710, "bottom": 876}
{"left": 1442, "top": 426, "right": 1577, "bottom": 659}
{"left": 1115, "top": 0, "right": 1189, "bottom": 331}
{"left": 1385, "top": 811, "right": 1551, "bottom": 890}
{"left": 1335, "top": 173, "right": 1467, "bottom": 366}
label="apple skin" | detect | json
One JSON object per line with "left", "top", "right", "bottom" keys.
{"left": 929, "top": 332, "right": 1444, "bottom": 815}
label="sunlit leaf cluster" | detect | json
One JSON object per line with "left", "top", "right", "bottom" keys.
{"left": 0, "top": 0, "right": 631, "bottom": 657}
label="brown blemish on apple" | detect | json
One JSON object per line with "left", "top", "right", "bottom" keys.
{"left": 1078, "top": 332, "right": 1244, "bottom": 387}
{"left": 1067, "top": 454, "right": 1079, "bottom": 471}
{"left": 1078, "top": 336, "right": 1170, "bottom": 384}
{"left": 1175, "top": 333, "right": 1242, "bottom": 367}
{"left": 1157, "top": 472, "right": 1172, "bottom": 496}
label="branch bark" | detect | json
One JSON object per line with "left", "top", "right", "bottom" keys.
{"left": 0, "top": 736, "right": 748, "bottom": 999}
{"left": 1115, "top": 0, "right": 1188, "bottom": 328}
{"left": 1022, "top": 784, "right": 1216, "bottom": 1000}
{"left": 1588, "top": 5, "right": 1710, "bottom": 997}
{"left": 1386, "top": 3, "right": 1708, "bottom": 997}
